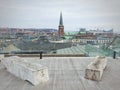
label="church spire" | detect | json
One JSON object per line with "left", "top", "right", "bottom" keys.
{"left": 59, "top": 12, "right": 63, "bottom": 26}
{"left": 58, "top": 12, "right": 64, "bottom": 36}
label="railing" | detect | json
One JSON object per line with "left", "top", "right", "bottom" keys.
{"left": 0, "top": 50, "right": 44, "bottom": 59}
{"left": 85, "top": 44, "right": 115, "bottom": 57}
{"left": 0, "top": 44, "right": 119, "bottom": 58}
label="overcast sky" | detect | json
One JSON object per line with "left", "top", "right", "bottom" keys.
{"left": 0, "top": 0, "right": 120, "bottom": 33}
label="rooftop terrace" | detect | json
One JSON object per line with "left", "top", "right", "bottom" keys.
{"left": 0, "top": 57, "right": 120, "bottom": 90}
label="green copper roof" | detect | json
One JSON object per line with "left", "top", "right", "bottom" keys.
{"left": 65, "top": 31, "right": 79, "bottom": 35}
{"left": 59, "top": 12, "right": 63, "bottom": 26}
{"left": 56, "top": 45, "right": 86, "bottom": 55}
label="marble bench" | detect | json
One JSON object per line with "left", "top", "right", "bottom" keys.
{"left": 85, "top": 56, "right": 107, "bottom": 81}
{"left": 2, "top": 56, "right": 49, "bottom": 85}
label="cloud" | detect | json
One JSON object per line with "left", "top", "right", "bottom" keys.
{"left": 0, "top": 0, "right": 120, "bottom": 32}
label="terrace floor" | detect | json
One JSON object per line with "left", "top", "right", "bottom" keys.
{"left": 0, "top": 57, "right": 120, "bottom": 90}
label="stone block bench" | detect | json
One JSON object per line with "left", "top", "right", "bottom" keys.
{"left": 0, "top": 54, "right": 4, "bottom": 61}
{"left": 85, "top": 56, "right": 107, "bottom": 81}
{"left": 2, "top": 56, "right": 49, "bottom": 85}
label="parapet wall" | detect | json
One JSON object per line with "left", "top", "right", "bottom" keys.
{"left": 4, "top": 54, "right": 86, "bottom": 57}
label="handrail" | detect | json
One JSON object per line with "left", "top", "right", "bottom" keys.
{"left": 0, "top": 50, "right": 45, "bottom": 59}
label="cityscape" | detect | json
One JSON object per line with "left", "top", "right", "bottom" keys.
{"left": 0, "top": 12, "right": 120, "bottom": 57}
{"left": 0, "top": 0, "right": 120, "bottom": 90}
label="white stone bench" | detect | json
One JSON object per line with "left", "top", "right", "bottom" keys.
{"left": 0, "top": 54, "right": 4, "bottom": 61}
{"left": 2, "top": 56, "right": 49, "bottom": 85}
{"left": 85, "top": 56, "right": 107, "bottom": 81}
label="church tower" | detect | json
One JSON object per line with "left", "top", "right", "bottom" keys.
{"left": 58, "top": 12, "right": 64, "bottom": 36}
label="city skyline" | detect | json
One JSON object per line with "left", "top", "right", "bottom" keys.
{"left": 0, "top": 0, "right": 120, "bottom": 33}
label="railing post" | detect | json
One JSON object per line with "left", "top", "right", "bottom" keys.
{"left": 40, "top": 52, "right": 43, "bottom": 59}
{"left": 113, "top": 51, "right": 116, "bottom": 59}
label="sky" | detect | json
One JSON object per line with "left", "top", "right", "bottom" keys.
{"left": 0, "top": 0, "right": 120, "bottom": 33}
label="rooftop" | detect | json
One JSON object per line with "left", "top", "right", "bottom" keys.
{"left": 0, "top": 57, "right": 120, "bottom": 90}
{"left": 56, "top": 45, "right": 86, "bottom": 55}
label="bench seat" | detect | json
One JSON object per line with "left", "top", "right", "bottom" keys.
{"left": 2, "top": 56, "right": 49, "bottom": 85}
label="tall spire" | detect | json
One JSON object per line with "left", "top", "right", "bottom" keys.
{"left": 59, "top": 12, "right": 63, "bottom": 26}
{"left": 58, "top": 12, "right": 64, "bottom": 36}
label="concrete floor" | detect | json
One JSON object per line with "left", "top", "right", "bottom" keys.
{"left": 0, "top": 57, "right": 120, "bottom": 90}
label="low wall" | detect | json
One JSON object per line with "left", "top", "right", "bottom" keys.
{"left": 4, "top": 54, "right": 86, "bottom": 57}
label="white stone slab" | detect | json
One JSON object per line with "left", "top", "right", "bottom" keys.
{"left": 0, "top": 54, "right": 4, "bottom": 61}
{"left": 85, "top": 56, "right": 107, "bottom": 81}
{"left": 0, "top": 54, "right": 5, "bottom": 69}
{"left": 2, "top": 56, "right": 49, "bottom": 85}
